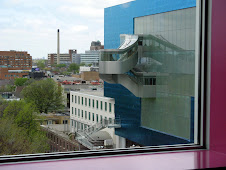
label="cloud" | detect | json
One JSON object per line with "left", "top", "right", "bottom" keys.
{"left": 71, "top": 25, "right": 89, "bottom": 32}
{"left": 58, "top": 6, "right": 103, "bottom": 18}
{"left": 61, "top": 0, "right": 133, "bottom": 8}
{"left": 0, "top": 0, "right": 134, "bottom": 58}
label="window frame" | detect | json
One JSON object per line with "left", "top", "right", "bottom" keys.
{"left": 0, "top": 0, "right": 210, "bottom": 164}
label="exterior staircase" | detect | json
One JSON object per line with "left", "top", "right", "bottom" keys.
{"left": 75, "top": 118, "right": 121, "bottom": 150}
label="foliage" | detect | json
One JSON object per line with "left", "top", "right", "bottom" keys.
{"left": 0, "top": 85, "right": 16, "bottom": 92}
{"left": 0, "top": 100, "right": 50, "bottom": 155}
{"left": 6, "top": 85, "right": 16, "bottom": 92}
{"left": 88, "top": 64, "right": 92, "bottom": 67}
{"left": 56, "top": 64, "right": 66, "bottom": 68}
{"left": 44, "top": 67, "right": 51, "bottom": 71}
{"left": 14, "top": 78, "right": 28, "bottom": 86}
{"left": 68, "top": 63, "right": 79, "bottom": 73}
{"left": 0, "top": 118, "right": 31, "bottom": 155}
{"left": 79, "top": 63, "right": 86, "bottom": 66}
{"left": 36, "top": 60, "right": 46, "bottom": 70}
{"left": 0, "top": 97, "right": 8, "bottom": 118}
{"left": 24, "top": 78, "right": 35, "bottom": 86}
{"left": 3, "top": 101, "right": 38, "bottom": 135}
{"left": 62, "top": 71, "right": 71, "bottom": 76}
{"left": 3, "top": 100, "right": 25, "bottom": 118}
{"left": 22, "top": 78, "right": 64, "bottom": 113}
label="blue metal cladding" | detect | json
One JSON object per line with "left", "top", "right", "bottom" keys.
{"left": 104, "top": 82, "right": 141, "bottom": 126}
{"left": 104, "top": 0, "right": 196, "bottom": 49}
{"left": 104, "top": 0, "right": 196, "bottom": 146}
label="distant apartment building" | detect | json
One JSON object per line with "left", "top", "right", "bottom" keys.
{"left": 80, "top": 51, "right": 100, "bottom": 65}
{"left": 90, "top": 41, "right": 104, "bottom": 51}
{"left": 70, "top": 91, "right": 118, "bottom": 149}
{"left": 48, "top": 49, "right": 77, "bottom": 66}
{"left": 72, "top": 53, "right": 80, "bottom": 65}
{"left": 0, "top": 51, "right": 32, "bottom": 80}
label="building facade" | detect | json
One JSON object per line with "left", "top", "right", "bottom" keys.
{"left": 0, "top": 51, "right": 32, "bottom": 80}
{"left": 90, "top": 41, "right": 104, "bottom": 51}
{"left": 80, "top": 51, "right": 100, "bottom": 65}
{"left": 70, "top": 91, "right": 116, "bottom": 149}
{"left": 72, "top": 53, "right": 80, "bottom": 65}
{"left": 103, "top": 0, "right": 196, "bottom": 147}
{"left": 41, "top": 125, "right": 88, "bottom": 152}
{"left": 48, "top": 49, "right": 77, "bottom": 66}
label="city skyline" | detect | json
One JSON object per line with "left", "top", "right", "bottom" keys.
{"left": 0, "top": 0, "right": 133, "bottom": 59}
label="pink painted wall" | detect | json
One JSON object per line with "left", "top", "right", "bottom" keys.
{"left": 210, "top": 0, "right": 226, "bottom": 154}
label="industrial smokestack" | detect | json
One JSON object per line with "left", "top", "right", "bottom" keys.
{"left": 57, "top": 29, "right": 60, "bottom": 65}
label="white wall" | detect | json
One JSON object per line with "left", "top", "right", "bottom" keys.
{"left": 70, "top": 91, "right": 115, "bottom": 141}
{"left": 79, "top": 66, "right": 91, "bottom": 73}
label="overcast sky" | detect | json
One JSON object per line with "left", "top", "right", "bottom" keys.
{"left": 0, "top": 0, "right": 133, "bottom": 59}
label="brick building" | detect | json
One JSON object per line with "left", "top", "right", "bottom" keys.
{"left": 41, "top": 125, "right": 88, "bottom": 152}
{"left": 81, "top": 71, "right": 99, "bottom": 81}
{"left": 48, "top": 49, "right": 77, "bottom": 67}
{"left": 0, "top": 51, "right": 32, "bottom": 80}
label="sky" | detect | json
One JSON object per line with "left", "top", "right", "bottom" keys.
{"left": 0, "top": 0, "right": 133, "bottom": 59}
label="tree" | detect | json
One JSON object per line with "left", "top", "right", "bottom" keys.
{"left": 3, "top": 100, "right": 25, "bottom": 118}
{"left": 68, "top": 63, "right": 79, "bottom": 73}
{"left": 0, "top": 97, "right": 8, "bottom": 118}
{"left": 6, "top": 84, "right": 16, "bottom": 92}
{"left": 0, "top": 118, "right": 31, "bottom": 155}
{"left": 14, "top": 78, "right": 28, "bottom": 86}
{"left": 79, "top": 63, "right": 86, "bottom": 66}
{"left": 62, "top": 71, "right": 71, "bottom": 76}
{"left": 56, "top": 64, "right": 66, "bottom": 68}
{"left": 22, "top": 78, "right": 64, "bottom": 113}
{"left": 3, "top": 100, "right": 38, "bottom": 136}
{"left": 36, "top": 60, "right": 45, "bottom": 70}
{"left": 0, "top": 101, "right": 50, "bottom": 155}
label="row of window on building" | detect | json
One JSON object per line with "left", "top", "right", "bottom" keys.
{"left": 71, "top": 118, "right": 113, "bottom": 131}
{"left": 71, "top": 107, "right": 113, "bottom": 123}
{"left": 71, "top": 95, "right": 112, "bottom": 113}
{"left": 5, "top": 75, "right": 20, "bottom": 77}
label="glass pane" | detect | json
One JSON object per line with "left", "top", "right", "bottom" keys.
{"left": 0, "top": 0, "right": 199, "bottom": 157}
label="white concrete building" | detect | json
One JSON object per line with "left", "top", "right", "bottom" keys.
{"left": 70, "top": 90, "right": 118, "bottom": 149}
{"left": 79, "top": 66, "right": 91, "bottom": 73}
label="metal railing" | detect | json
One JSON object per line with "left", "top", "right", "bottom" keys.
{"left": 75, "top": 118, "right": 121, "bottom": 150}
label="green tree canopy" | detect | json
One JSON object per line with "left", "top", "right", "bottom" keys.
{"left": 79, "top": 62, "right": 86, "bottom": 66}
{"left": 0, "top": 97, "right": 8, "bottom": 118}
{"left": 68, "top": 63, "right": 79, "bottom": 73}
{"left": 56, "top": 64, "right": 66, "bottom": 68}
{"left": 22, "top": 78, "right": 64, "bottom": 113}
{"left": 36, "top": 60, "right": 46, "bottom": 70}
{"left": 0, "top": 118, "right": 31, "bottom": 155}
{"left": 3, "top": 100, "right": 38, "bottom": 136}
{"left": 0, "top": 100, "right": 50, "bottom": 155}
{"left": 3, "top": 100, "right": 25, "bottom": 118}
{"left": 14, "top": 78, "right": 28, "bottom": 86}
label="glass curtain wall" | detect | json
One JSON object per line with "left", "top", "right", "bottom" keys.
{"left": 134, "top": 7, "right": 196, "bottom": 141}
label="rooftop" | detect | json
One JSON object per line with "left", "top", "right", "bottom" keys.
{"left": 78, "top": 89, "right": 104, "bottom": 97}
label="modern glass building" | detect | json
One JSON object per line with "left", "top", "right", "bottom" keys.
{"left": 102, "top": 0, "right": 196, "bottom": 147}
{"left": 80, "top": 50, "right": 100, "bottom": 65}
